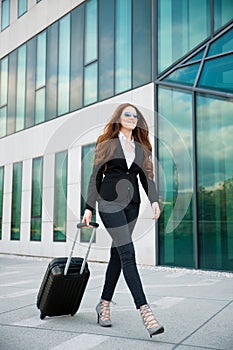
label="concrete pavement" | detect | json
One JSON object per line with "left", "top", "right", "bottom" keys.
{"left": 0, "top": 254, "right": 233, "bottom": 350}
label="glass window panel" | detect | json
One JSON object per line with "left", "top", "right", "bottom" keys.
{"left": 198, "top": 53, "right": 233, "bottom": 93}
{"left": 11, "top": 162, "right": 22, "bottom": 240}
{"left": 133, "top": 0, "right": 152, "bottom": 88}
{"left": 0, "top": 107, "right": 7, "bottom": 138}
{"left": 36, "top": 31, "right": 46, "bottom": 89}
{"left": 208, "top": 28, "right": 233, "bottom": 57}
{"left": 84, "top": 62, "right": 98, "bottom": 105}
{"left": 16, "top": 44, "right": 26, "bottom": 132}
{"left": 197, "top": 94, "right": 233, "bottom": 271}
{"left": 163, "top": 63, "right": 200, "bottom": 86}
{"left": 184, "top": 48, "right": 206, "bottom": 64}
{"left": 7, "top": 51, "right": 17, "bottom": 135}
{"left": 158, "top": 0, "right": 210, "bottom": 73}
{"left": 81, "top": 144, "right": 96, "bottom": 242}
{"left": 158, "top": 0, "right": 172, "bottom": 73}
{"left": 35, "top": 88, "right": 45, "bottom": 124}
{"left": 31, "top": 219, "right": 42, "bottom": 241}
{"left": 54, "top": 151, "right": 67, "bottom": 242}
{"left": 25, "top": 38, "right": 36, "bottom": 128}
{"left": 31, "top": 157, "right": 43, "bottom": 241}
{"left": 46, "top": 22, "right": 58, "bottom": 120}
{"left": 85, "top": 0, "right": 97, "bottom": 64}
{"left": 18, "top": 0, "right": 27, "bottom": 17}
{"left": 158, "top": 87, "right": 194, "bottom": 268}
{"left": 0, "top": 166, "right": 4, "bottom": 240}
{"left": 35, "top": 30, "right": 46, "bottom": 124}
{"left": 1, "top": 0, "right": 10, "bottom": 31}
{"left": 0, "top": 57, "right": 8, "bottom": 107}
{"left": 99, "top": 0, "right": 114, "bottom": 100}
{"left": 115, "top": 0, "right": 132, "bottom": 93}
{"left": 58, "top": 14, "right": 70, "bottom": 116}
{"left": 214, "top": 0, "right": 233, "bottom": 31}
{"left": 70, "top": 5, "right": 84, "bottom": 111}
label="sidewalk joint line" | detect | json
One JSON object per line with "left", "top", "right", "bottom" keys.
{"left": 171, "top": 299, "right": 233, "bottom": 350}
{"left": 0, "top": 303, "right": 35, "bottom": 316}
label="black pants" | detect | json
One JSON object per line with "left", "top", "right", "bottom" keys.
{"left": 98, "top": 200, "right": 147, "bottom": 309}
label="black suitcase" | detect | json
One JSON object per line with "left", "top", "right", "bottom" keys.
{"left": 37, "top": 222, "right": 98, "bottom": 320}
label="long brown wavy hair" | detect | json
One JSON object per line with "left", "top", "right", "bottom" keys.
{"left": 94, "top": 103, "right": 154, "bottom": 179}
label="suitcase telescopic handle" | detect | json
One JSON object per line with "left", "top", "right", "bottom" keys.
{"left": 64, "top": 222, "right": 99, "bottom": 276}
{"left": 76, "top": 222, "right": 99, "bottom": 229}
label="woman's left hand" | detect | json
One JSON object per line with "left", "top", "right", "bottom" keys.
{"left": 151, "top": 202, "right": 161, "bottom": 220}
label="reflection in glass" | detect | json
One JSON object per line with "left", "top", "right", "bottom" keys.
{"left": 214, "top": 0, "right": 233, "bottom": 31}
{"left": 85, "top": 0, "right": 97, "bottom": 64}
{"left": 58, "top": 14, "right": 70, "bottom": 116}
{"left": 81, "top": 144, "right": 96, "bottom": 242}
{"left": 36, "top": 31, "right": 46, "bottom": 89}
{"left": 16, "top": 45, "right": 26, "bottom": 132}
{"left": 158, "top": 87, "right": 194, "bottom": 267}
{"left": 0, "top": 58, "right": 8, "bottom": 137}
{"left": 0, "top": 166, "right": 3, "bottom": 240}
{"left": 0, "top": 57, "right": 8, "bottom": 107}
{"left": 31, "top": 157, "right": 43, "bottom": 241}
{"left": 84, "top": 62, "right": 98, "bottom": 105}
{"left": 185, "top": 48, "right": 205, "bottom": 63}
{"left": 99, "top": 0, "right": 114, "bottom": 100}
{"left": 0, "top": 107, "right": 7, "bottom": 138}
{"left": 54, "top": 151, "right": 67, "bottom": 241}
{"left": 46, "top": 22, "right": 58, "bottom": 120}
{"left": 197, "top": 94, "right": 233, "bottom": 270}
{"left": 115, "top": 0, "right": 132, "bottom": 93}
{"left": 70, "top": 5, "right": 84, "bottom": 111}
{"left": 25, "top": 38, "right": 36, "bottom": 128}
{"left": 11, "top": 162, "right": 22, "bottom": 240}
{"left": 158, "top": 0, "right": 210, "bottom": 73}
{"left": 163, "top": 63, "right": 200, "bottom": 86}
{"left": 35, "top": 88, "right": 45, "bottom": 124}
{"left": 133, "top": 0, "right": 151, "bottom": 87}
{"left": 198, "top": 54, "right": 233, "bottom": 93}
{"left": 208, "top": 28, "right": 233, "bottom": 57}
{"left": 18, "top": 0, "right": 27, "bottom": 17}
{"left": 7, "top": 51, "right": 17, "bottom": 135}
{"left": 1, "top": 0, "right": 10, "bottom": 30}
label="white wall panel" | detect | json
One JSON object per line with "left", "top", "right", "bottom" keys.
{"left": 22, "top": 159, "right": 32, "bottom": 191}
{"left": 42, "top": 186, "right": 54, "bottom": 223}
{"left": 20, "top": 190, "right": 31, "bottom": 223}
{"left": 2, "top": 192, "right": 11, "bottom": 224}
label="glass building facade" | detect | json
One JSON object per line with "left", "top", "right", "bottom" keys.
{"left": 157, "top": 12, "right": 233, "bottom": 271}
{"left": 53, "top": 151, "right": 68, "bottom": 242}
{"left": 1, "top": 0, "right": 10, "bottom": 31}
{"left": 0, "top": 0, "right": 152, "bottom": 136}
{"left": 11, "top": 162, "right": 22, "bottom": 240}
{"left": 0, "top": 0, "right": 233, "bottom": 271}
{"left": 81, "top": 143, "right": 96, "bottom": 243}
{"left": 31, "top": 157, "right": 43, "bottom": 241}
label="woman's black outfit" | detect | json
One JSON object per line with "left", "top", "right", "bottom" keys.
{"left": 85, "top": 138, "right": 158, "bottom": 309}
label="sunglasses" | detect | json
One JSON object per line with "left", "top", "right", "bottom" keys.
{"left": 124, "top": 111, "right": 139, "bottom": 119}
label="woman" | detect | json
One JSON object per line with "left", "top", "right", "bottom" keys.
{"left": 82, "top": 103, "right": 164, "bottom": 338}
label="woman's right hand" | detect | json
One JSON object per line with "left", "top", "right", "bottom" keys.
{"left": 82, "top": 209, "right": 92, "bottom": 226}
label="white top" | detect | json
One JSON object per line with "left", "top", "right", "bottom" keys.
{"left": 118, "top": 131, "right": 135, "bottom": 169}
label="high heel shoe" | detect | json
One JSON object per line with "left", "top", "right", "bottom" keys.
{"left": 96, "top": 300, "right": 112, "bottom": 327}
{"left": 140, "top": 304, "right": 164, "bottom": 338}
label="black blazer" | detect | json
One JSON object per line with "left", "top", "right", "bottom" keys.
{"left": 85, "top": 139, "right": 158, "bottom": 212}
